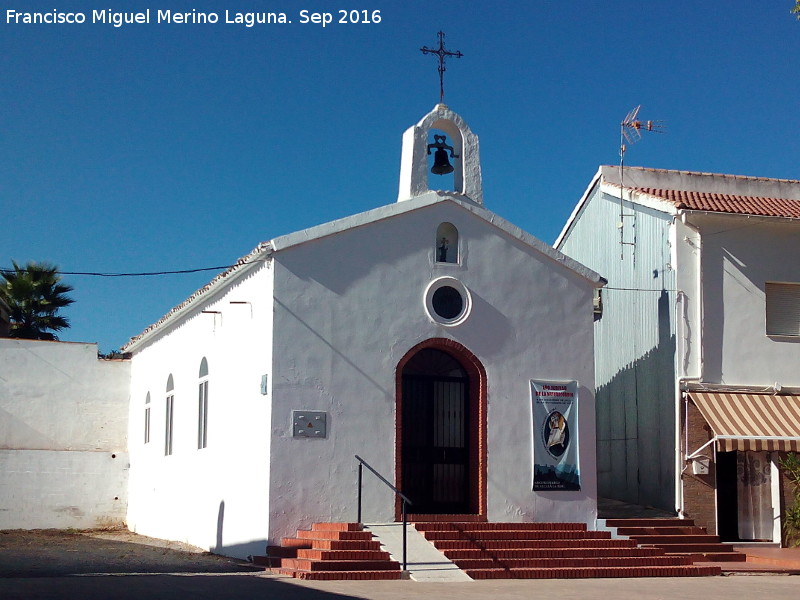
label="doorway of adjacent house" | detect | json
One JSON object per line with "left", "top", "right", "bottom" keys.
{"left": 401, "top": 348, "right": 470, "bottom": 514}
{"left": 716, "top": 450, "right": 774, "bottom": 542}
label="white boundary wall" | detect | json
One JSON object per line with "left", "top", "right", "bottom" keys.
{"left": 0, "top": 339, "right": 130, "bottom": 529}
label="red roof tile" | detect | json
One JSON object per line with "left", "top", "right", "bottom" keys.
{"left": 632, "top": 187, "right": 800, "bottom": 219}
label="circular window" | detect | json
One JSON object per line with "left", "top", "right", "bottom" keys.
{"left": 424, "top": 277, "right": 471, "bottom": 326}
{"left": 432, "top": 286, "right": 463, "bottom": 319}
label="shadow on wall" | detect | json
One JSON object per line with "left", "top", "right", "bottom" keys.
{"left": 211, "top": 499, "right": 267, "bottom": 561}
{"left": 216, "top": 500, "right": 225, "bottom": 553}
{"left": 595, "top": 290, "right": 676, "bottom": 512}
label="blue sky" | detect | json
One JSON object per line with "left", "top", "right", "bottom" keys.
{"left": 3, "top": 1, "right": 800, "bottom": 352}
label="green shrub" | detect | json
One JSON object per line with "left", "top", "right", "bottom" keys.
{"left": 780, "top": 452, "right": 800, "bottom": 547}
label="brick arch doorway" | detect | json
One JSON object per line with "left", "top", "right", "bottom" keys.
{"left": 396, "top": 339, "right": 486, "bottom": 519}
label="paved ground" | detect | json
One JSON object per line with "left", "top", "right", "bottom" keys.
{"left": 2, "top": 529, "right": 800, "bottom": 600}
{"left": 4, "top": 571, "right": 800, "bottom": 600}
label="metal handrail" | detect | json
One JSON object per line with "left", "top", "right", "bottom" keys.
{"left": 354, "top": 454, "right": 412, "bottom": 571}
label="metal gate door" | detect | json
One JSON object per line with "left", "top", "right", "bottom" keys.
{"left": 401, "top": 349, "right": 469, "bottom": 514}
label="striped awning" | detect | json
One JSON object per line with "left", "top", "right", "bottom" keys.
{"left": 689, "top": 392, "right": 800, "bottom": 452}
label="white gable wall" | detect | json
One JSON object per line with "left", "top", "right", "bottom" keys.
{"left": 0, "top": 339, "right": 129, "bottom": 529}
{"left": 269, "top": 200, "right": 597, "bottom": 543}
{"left": 126, "top": 263, "right": 274, "bottom": 559}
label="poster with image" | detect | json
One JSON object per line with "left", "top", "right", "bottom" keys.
{"left": 531, "top": 380, "right": 580, "bottom": 491}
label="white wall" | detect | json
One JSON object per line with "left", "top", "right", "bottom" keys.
{"left": 691, "top": 214, "right": 800, "bottom": 386}
{"left": 0, "top": 339, "right": 129, "bottom": 529}
{"left": 269, "top": 200, "right": 598, "bottom": 543}
{"left": 126, "top": 263, "right": 273, "bottom": 559}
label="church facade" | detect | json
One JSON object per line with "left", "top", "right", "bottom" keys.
{"left": 123, "top": 106, "right": 604, "bottom": 559}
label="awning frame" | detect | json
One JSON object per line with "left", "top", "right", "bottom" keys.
{"left": 685, "top": 391, "right": 800, "bottom": 455}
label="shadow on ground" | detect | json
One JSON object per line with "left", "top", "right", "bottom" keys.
{"left": 3, "top": 574, "right": 376, "bottom": 600}
{"left": 0, "top": 530, "right": 257, "bottom": 577}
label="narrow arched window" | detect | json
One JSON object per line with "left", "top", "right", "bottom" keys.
{"left": 165, "top": 375, "right": 174, "bottom": 456}
{"left": 144, "top": 392, "right": 151, "bottom": 444}
{"left": 198, "top": 358, "right": 209, "bottom": 449}
{"left": 435, "top": 222, "right": 459, "bottom": 264}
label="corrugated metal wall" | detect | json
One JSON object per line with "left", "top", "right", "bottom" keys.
{"left": 559, "top": 185, "right": 676, "bottom": 510}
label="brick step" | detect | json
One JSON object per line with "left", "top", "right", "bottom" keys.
{"left": 413, "top": 521, "right": 587, "bottom": 532}
{"left": 280, "top": 538, "right": 382, "bottom": 551}
{"left": 441, "top": 546, "right": 666, "bottom": 560}
{"left": 604, "top": 518, "right": 691, "bottom": 527}
{"left": 640, "top": 543, "right": 736, "bottom": 553}
{"left": 664, "top": 551, "right": 748, "bottom": 562}
{"left": 297, "top": 549, "right": 393, "bottom": 561}
{"left": 453, "top": 555, "right": 694, "bottom": 570}
{"left": 277, "top": 538, "right": 313, "bottom": 549}
{"left": 628, "top": 534, "right": 721, "bottom": 544}
{"left": 310, "top": 522, "right": 364, "bottom": 532}
{"left": 281, "top": 558, "right": 401, "bottom": 572}
{"left": 432, "top": 538, "right": 641, "bottom": 550}
{"left": 465, "top": 564, "right": 720, "bottom": 579}
{"left": 273, "top": 522, "right": 401, "bottom": 581}
{"left": 422, "top": 529, "right": 611, "bottom": 542}
{"left": 616, "top": 526, "right": 706, "bottom": 536}
{"left": 277, "top": 568, "right": 402, "bottom": 581}
{"left": 408, "top": 514, "right": 485, "bottom": 522}
{"left": 268, "top": 545, "right": 302, "bottom": 557}
{"left": 296, "top": 529, "right": 374, "bottom": 541}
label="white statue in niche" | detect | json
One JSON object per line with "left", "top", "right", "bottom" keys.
{"left": 435, "top": 222, "right": 459, "bottom": 263}
{"left": 438, "top": 237, "right": 449, "bottom": 262}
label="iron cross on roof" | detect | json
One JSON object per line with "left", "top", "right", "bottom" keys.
{"left": 420, "top": 31, "right": 463, "bottom": 104}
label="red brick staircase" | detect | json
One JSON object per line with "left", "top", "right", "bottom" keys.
{"left": 415, "top": 522, "right": 721, "bottom": 579}
{"left": 261, "top": 520, "right": 724, "bottom": 580}
{"left": 261, "top": 522, "right": 402, "bottom": 580}
{"left": 604, "top": 518, "right": 748, "bottom": 563}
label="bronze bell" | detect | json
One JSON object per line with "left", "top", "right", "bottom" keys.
{"left": 427, "top": 134, "right": 459, "bottom": 176}
{"left": 431, "top": 148, "right": 454, "bottom": 175}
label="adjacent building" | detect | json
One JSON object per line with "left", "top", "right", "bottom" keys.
{"left": 556, "top": 166, "right": 800, "bottom": 543}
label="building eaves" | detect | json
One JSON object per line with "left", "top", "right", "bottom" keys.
{"left": 602, "top": 165, "right": 800, "bottom": 186}
{"left": 630, "top": 187, "right": 800, "bottom": 219}
{"left": 554, "top": 168, "right": 603, "bottom": 249}
{"left": 121, "top": 242, "right": 272, "bottom": 353}
{"left": 271, "top": 191, "right": 604, "bottom": 286}
{"left": 124, "top": 191, "right": 605, "bottom": 353}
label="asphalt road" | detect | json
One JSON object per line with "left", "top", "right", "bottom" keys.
{"left": 2, "top": 529, "right": 800, "bottom": 600}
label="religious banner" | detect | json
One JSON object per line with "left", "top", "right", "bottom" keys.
{"left": 531, "top": 380, "right": 580, "bottom": 491}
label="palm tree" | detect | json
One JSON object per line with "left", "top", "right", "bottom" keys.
{"left": 0, "top": 261, "right": 75, "bottom": 340}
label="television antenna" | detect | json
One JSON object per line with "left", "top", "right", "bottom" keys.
{"left": 617, "top": 105, "right": 665, "bottom": 261}
{"left": 620, "top": 105, "right": 665, "bottom": 152}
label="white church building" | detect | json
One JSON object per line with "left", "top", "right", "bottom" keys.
{"left": 121, "top": 105, "right": 604, "bottom": 559}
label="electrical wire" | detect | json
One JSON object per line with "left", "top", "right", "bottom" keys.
{"left": 604, "top": 286, "right": 676, "bottom": 292}
{"left": 0, "top": 261, "right": 266, "bottom": 278}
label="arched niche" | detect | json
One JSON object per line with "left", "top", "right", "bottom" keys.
{"left": 435, "top": 222, "right": 459, "bottom": 264}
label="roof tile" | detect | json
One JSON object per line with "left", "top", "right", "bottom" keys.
{"left": 633, "top": 187, "right": 800, "bottom": 219}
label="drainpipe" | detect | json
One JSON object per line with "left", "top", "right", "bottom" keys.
{"left": 675, "top": 211, "right": 704, "bottom": 519}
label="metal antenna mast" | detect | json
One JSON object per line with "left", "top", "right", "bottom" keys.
{"left": 421, "top": 31, "right": 463, "bottom": 104}
{"left": 618, "top": 105, "right": 665, "bottom": 261}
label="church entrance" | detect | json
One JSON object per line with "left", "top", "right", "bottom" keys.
{"left": 398, "top": 343, "right": 484, "bottom": 516}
